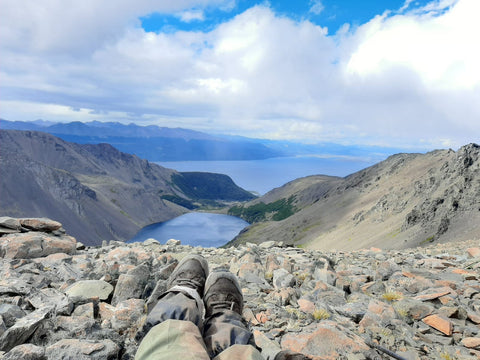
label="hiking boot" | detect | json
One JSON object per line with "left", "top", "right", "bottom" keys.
{"left": 167, "top": 254, "right": 209, "bottom": 295}
{"left": 203, "top": 270, "right": 243, "bottom": 317}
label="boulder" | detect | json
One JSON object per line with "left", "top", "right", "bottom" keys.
{"left": 45, "top": 339, "right": 119, "bottom": 359}
{"left": 64, "top": 280, "right": 113, "bottom": 301}
{"left": 0, "top": 233, "right": 76, "bottom": 259}
{"left": 19, "top": 218, "right": 62, "bottom": 232}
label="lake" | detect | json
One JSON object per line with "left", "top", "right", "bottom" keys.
{"left": 131, "top": 156, "right": 379, "bottom": 246}
{"left": 128, "top": 212, "right": 249, "bottom": 247}
{"left": 158, "top": 155, "right": 377, "bottom": 195}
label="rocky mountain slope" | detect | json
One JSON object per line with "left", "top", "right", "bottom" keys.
{"left": 0, "top": 217, "right": 479, "bottom": 359}
{"left": 0, "top": 130, "right": 255, "bottom": 246}
{"left": 230, "top": 144, "right": 480, "bottom": 250}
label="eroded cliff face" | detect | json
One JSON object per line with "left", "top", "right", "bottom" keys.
{"left": 0, "top": 130, "right": 254, "bottom": 246}
{"left": 0, "top": 217, "right": 479, "bottom": 359}
{"left": 232, "top": 144, "right": 480, "bottom": 250}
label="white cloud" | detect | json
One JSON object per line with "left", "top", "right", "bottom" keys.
{"left": 177, "top": 9, "right": 205, "bottom": 22}
{"left": 346, "top": 0, "right": 480, "bottom": 90}
{"left": 0, "top": 0, "right": 479, "bottom": 149}
{"left": 309, "top": 0, "right": 325, "bottom": 15}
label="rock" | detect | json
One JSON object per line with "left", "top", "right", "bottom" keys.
{"left": 0, "top": 233, "right": 76, "bottom": 259}
{"left": 273, "top": 268, "right": 296, "bottom": 289}
{"left": 144, "top": 238, "right": 160, "bottom": 245}
{"left": 166, "top": 239, "right": 181, "bottom": 246}
{"left": 0, "top": 217, "right": 22, "bottom": 230}
{"left": 110, "top": 299, "right": 145, "bottom": 333}
{"left": 461, "top": 337, "right": 480, "bottom": 349}
{"left": 0, "top": 304, "right": 26, "bottom": 327}
{"left": 422, "top": 314, "right": 453, "bottom": 336}
{"left": 64, "top": 280, "right": 113, "bottom": 301}
{"left": 72, "top": 303, "right": 95, "bottom": 318}
{"left": 1, "top": 217, "right": 479, "bottom": 359}
{"left": 2, "top": 343, "right": 46, "bottom": 360}
{"left": 19, "top": 218, "right": 62, "bottom": 232}
{"left": 27, "top": 288, "right": 73, "bottom": 315}
{"left": 0, "top": 307, "right": 53, "bottom": 352}
{"left": 281, "top": 321, "right": 369, "bottom": 358}
{"left": 259, "top": 241, "right": 277, "bottom": 249}
{"left": 467, "top": 247, "right": 480, "bottom": 258}
{"left": 45, "top": 339, "right": 119, "bottom": 359}
{"left": 413, "top": 286, "right": 452, "bottom": 301}
{"left": 111, "top": 264, "right": 150, "bottom": 306}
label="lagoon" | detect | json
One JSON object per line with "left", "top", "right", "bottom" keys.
{"left": 128, "top": 212, "right": 249, "bottom": 247}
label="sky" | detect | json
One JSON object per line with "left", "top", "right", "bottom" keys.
{"left": 1, "top": 0, "right": 479, "bottom": 149}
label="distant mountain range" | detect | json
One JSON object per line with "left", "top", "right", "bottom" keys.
{"left": 0, "top": 119, "right": 418, "bottom": 163}
{"left": 229, "top": 143, "right": 480, "bottom": 250}
{"left": 0, "top": 119, "right": 282, "bottom": 161}
{"left": 0, "top": 130, "right": 255, "bottom": 245}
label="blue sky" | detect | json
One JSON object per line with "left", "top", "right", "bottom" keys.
{"left": 0, "top": 0, "right": 478, "bottom": 149}
{"left": 141, "top": 1, "right": 430, "bottom": 34}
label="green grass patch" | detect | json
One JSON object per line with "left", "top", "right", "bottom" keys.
{"left": 228, "top": 196, "right": 297, "bottom": 223}
{"left": 161, "top": 195, "right": 197, "bottom": 210}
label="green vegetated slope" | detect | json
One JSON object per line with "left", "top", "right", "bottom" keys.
{"left": 228, "top": 196, "right": 297, "bottom": 222}
{"left": 230, "top": 144, "right": 480, "bottom": 251}
{"left": 0, "top": 130, "right": 256, "bottom": 245}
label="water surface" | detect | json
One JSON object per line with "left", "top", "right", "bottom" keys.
{"left": 159, "top": 156, "right": 376, "bottom": 195}
{"left": 129, "top": 212, "right": 249, "bottom": 247}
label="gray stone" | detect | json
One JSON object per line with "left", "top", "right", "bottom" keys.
{"left": 3, "top": 343, "right": 46, "bottom": 360}
{"left": 27, "top": 288, "right": 73, "bottom": 315}
{"left": 111, "top": 264, "right": 150, "bottom": 306}
{"left": 0, "top": 217, "right": 21, "bottom": 230}
{"left": 64, "top": 280, "right": 113, "bottom": 301}
{"left": 259, "top": 241, "right": 277, "bottom": 249}
{"left": 273, "top": 268, "right": 296, "bottom": 289}
{"left": 0, "top": 278, "right": 33, "bottom": 297}
{"left": 0, "top": 317, "right": 6, "bottom": 336}
{"left": 144, "top": 238, "right": 160, "bottom": 245}
{"left": 0, "top": 304, "right": 26, "bottom": 327}
{"left": 45, "top": 339, "right": 119, "bottom": 359}
{"left": 166, "top": 239, "right": 181, "bottom": 246}
{"left": 0, "top": 307, "right": 53, "bottom": 352}
{"left": 72, "top": 303, "right": 95, "bottom": 318}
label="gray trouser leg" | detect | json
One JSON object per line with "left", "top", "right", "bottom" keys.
{"left": 203, "top": 310, "right": 257, "bottom": 358}
{"left": 148, "top": 285, "right": 204, "bottom": 325}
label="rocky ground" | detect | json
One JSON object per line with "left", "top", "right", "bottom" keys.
{"left": 0, "top": 217, "right": 479, "bottom": 359}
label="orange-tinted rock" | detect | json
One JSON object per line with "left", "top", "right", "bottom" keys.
{"left": 467, "top": 247, "right": 480, "bottom": 258}
{"left": 413, "top": 287, "right": 452, "bottom": 301}
{"left": 19, "top": 218, "right": 62, "bottom": 231}
{"left": 461, "top": 337, "right": 480, "bottom": 349}
{"left": 298, "top": 299, "right": 316, "bottom": 314}
{"left": 256, "top": 312, "right": 269, "bottom": 324}
{"left": 467, "top": 311, "right": 480, "bottom": 324}
{"left": 0, "top": 233, "right": 76, "bottom": 259}
{"left": 422, "top": 314, "right": 453, "bottom": 336}
{"left": 281, "top": 321, "right": 369, "bottom": 359}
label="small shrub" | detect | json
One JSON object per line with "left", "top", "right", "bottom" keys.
{"left": 382, "top": 292, "right": 402, "bottom": 302}
{"left": 313, "top": 308, "right": 330, "bottom": 320}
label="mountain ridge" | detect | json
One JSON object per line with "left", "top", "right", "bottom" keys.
{"left": 229, "top": 144, "right": 480, "bottom": 250}
{"left": 0, "top": 119, "right": 283, "bottom": 161}
{"left": 0, "top": 130, "right": 255, "bottom": 245}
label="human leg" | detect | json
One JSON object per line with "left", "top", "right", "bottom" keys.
{"left": 135, "top": 319, "right": 210, "bottom": 360}
{"left": 135, "top": 254, "right": 210, "bottom": 359}
{"left": 202, "top": 270, "right": 262, "bottom": 359}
